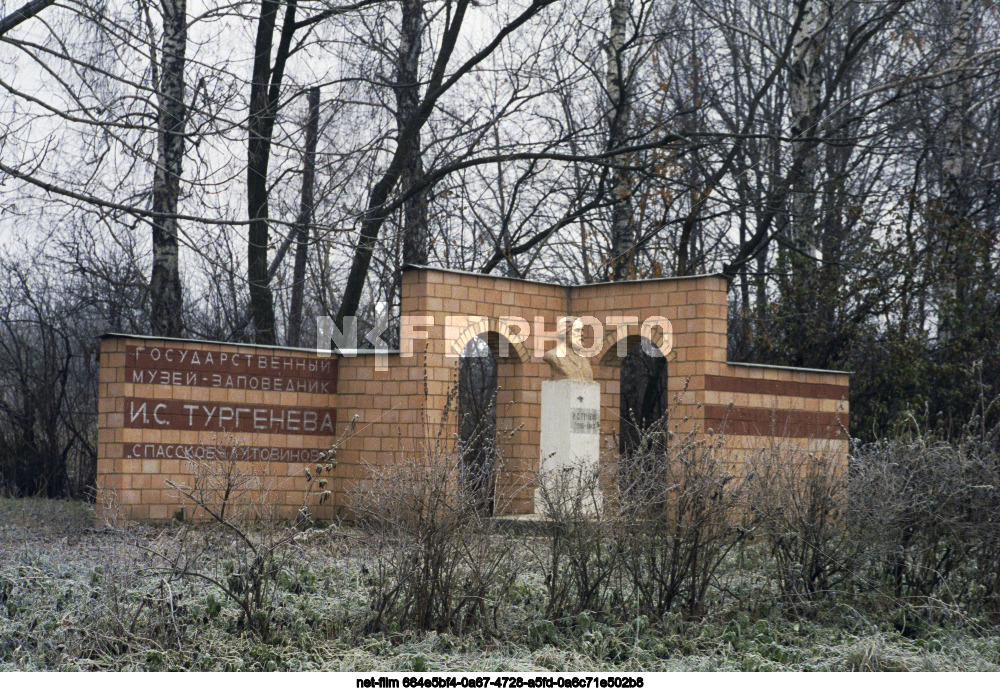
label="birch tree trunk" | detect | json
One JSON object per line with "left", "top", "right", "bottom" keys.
{"left": 937, "top": 0, "right": 977, "bottom": 343}
{"left": 149, "top": 0, "right": 186, "bottom": 337}
{"left": 605, "top": 0, "right": 633, "bottom": 281}
{"left": 787, "top": 0, "right": 830, "bottom": 264}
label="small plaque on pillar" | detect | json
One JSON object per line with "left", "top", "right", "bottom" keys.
{"left": 536, "top": 379, "right": 602, "bottom": 516}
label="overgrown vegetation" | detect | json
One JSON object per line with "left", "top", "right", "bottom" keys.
{"left": 3, "top": 410, "right": 999, "bottom": 671}
{"left": 536, "top": 421, "right": 750, "bottom": 622}
{"left": 851, "top": 428, "right": 1000, "bottom": 615}
{"left": 352, "top": 445, "right": 520, "bottom": 636}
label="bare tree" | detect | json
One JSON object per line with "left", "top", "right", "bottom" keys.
{"left": 604, "top": 0, "right": 635, "bottom": 280}
{"left": 336, "top": 0, "right": 560, "bottom": 326}
{"left": 247, "top": 0, "right": 297, "bottom": 344}
{"left": 0, "top": 0, "right": 56, "bottom": 37}
{"left": 287, "top": 85, "right": 320, "bottom": 347}
{"left": 397, "top": 0, "right": 429, "bottom": 266}
{"left": 935, "top": 0, "right": 979, "bottom": 343}
{"left": 149, "top": 0, "right": 187, "bottom": 337}
{"left": 785, "top": 0, "right": 832, "bottom": 265}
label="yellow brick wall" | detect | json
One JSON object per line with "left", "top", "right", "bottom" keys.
{"left": 97, "top": 336, "right": 341, "bottom": 522}
{"left": 96, "top": 267, "right": 849, "bottom": 521}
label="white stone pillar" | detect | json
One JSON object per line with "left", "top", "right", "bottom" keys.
{"left": 536, "top": 379, "right": 602, "bottom": 516}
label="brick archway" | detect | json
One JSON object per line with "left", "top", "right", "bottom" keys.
{"left": 450, "top": 320, "right": 534, "bottom": 516}
{"left": 596, "top": 318, "right": 673, "bottom": 365}
{"left": 449, "top": 316, "right": 531, "bottom": 364}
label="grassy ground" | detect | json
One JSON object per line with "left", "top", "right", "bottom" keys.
{"left": 1, "top": 496, "right": 998, "bottom": 671}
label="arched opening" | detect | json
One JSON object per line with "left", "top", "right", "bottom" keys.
{"left": 617, "top": 338, "right": 669, "bottom": 508}
{"left": 597, "top": 324, "right": 672, "bottom": 460}
{"left": 619, "top": 338, "right": 669, "bottom": 456}
{"left": 458, "top": 336, "right": 498, "bottom": 516}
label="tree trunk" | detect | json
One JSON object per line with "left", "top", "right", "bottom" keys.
{"left": 397, "top": 0, "right": 429, "bottom": 266}
{"left": 605, "top": 0, "right": 632, "bottom": 281}
{"left": 937, "top": 0, "right": 977, "bottom": 343}
{"left": 287, "top": 86, "right": 320, "bottom": 348}
{"left": 150, "top": 0, "right": 187, "bottom": 337}
{"left": 337, "top": 0, "right": 552, "bottom": 327}
{"left": 786, "top": 0, "right": 830, "bottom": 264}
{"left": 247, "top": 0, "right": 298, "bottom": 344}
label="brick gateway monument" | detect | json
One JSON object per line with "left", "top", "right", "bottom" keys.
{"left": 96, "top": 266, "right": 849, "bottom": 521}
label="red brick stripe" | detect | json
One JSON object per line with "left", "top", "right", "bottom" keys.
{"left": 703, "top": 405, "right": 848, "bottom": 439}
{"left": 705, "top": 374, "right": 848, "bottom": 401}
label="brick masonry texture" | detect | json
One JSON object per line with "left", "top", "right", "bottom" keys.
{"left": 703, "top": 406, "right": 848, "bottom": 439}
{"left": 97, "top": 337, "right": 343, "bottom": 522}
{"left": 97, "top": 266, "right": 849, "bottom": 521}
{"left": 704, "top": 374, "right": 848, "bottom": 401}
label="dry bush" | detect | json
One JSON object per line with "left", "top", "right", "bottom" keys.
{"left": 536, "top": 414, "right": 753, "bottom": 622}
{"left": 352, "top": 447, "right": 523, "bottom": 635}
{"left": 152, "top": 433, "right": 343, "bottom": 640}
{"left": 161, "top": 464, "right": 289, "bottom": 639}
{"left": 535, "top": 465, "right": 617, "bottom": 619}
{"left": 724, "top": 416, "right": 1000, "bottom": 621}
{"left": 172, "top": 436, "right": 270, "bottom": 524}
{"left": 88, "top": 495, "right": 189, "bottom": 657}
{"left": 612, "top": 424, "right": 753, "bottom": 620}
{"left": 850, "top": 429, "right": 1000, "bottom": 616}
{"left": 745, "top": 441, "right": 859, "bottom": 607}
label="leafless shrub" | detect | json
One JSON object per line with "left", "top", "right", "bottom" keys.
{"left": 537, "top": 409, "right": 753, "bottom": 622}
{"left": 88, "top": 493, "right": 189, "bottom": 657}
{"left": 719, "top": 402, "right": 1000, "bottom": 622}
{"left": 0, "top": 262, "right": 97, "bottom": 500}
{"left": 162, "top": 471, "right": 289, "bottom": 639}
{"left": 613, "top": 422, "right": 753, "bottom": 620}
{"left": 535, "top": 464, "right": 617, "bottom": 619}
{"left": 151, "top": 429, "right": 347, "bottom": 640}
{"left": 745, "top": 441, "right": 858, "bottom": 608}
{"left": 850, "top": 426, "right": 1000, "bottom": 616}
{"left": 352, "top": 445, "right": 522, "bottom": 635}
{"left": 173, "top": 435, "right": 267, "bottom": 524}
